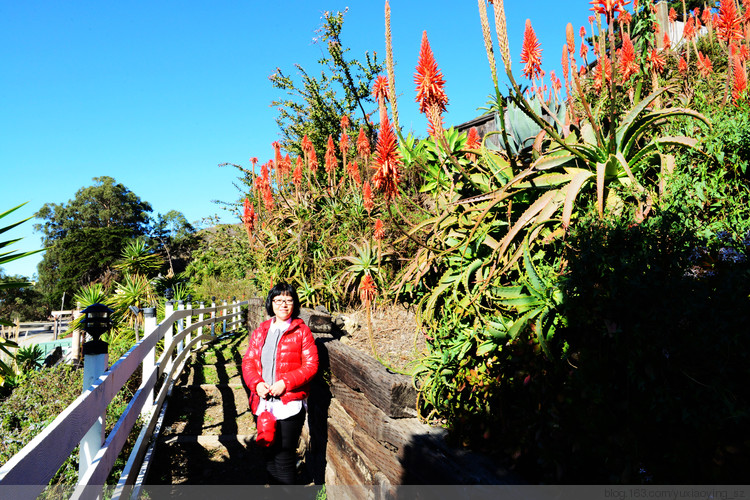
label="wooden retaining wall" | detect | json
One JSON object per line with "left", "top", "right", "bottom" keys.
{"left": 248, "top": 304, "right": 519, "bottom": 488}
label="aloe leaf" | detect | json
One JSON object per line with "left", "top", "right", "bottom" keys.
{"left": 532, "top": 151, "right": 577, "bottom": 171}
{"left": 507, "top": 307, "right": 541, "bottom": 339}
{"left": 617, "top": 86, "right": 671, "bottom": 140}
{"left": 492, "top": 285, "right": 526, "bottom": 298}
{"left": 497, "top": 189, "right": 559, "bottom": 258}
{"left": 499, "top": 295, "right": 544, "bottom": 311}
{"left": 523, "top": 240, "right": 546, "bottom": 293}
{"left": 561, "top": 169, "right": 594, "bottom": 228}
{"left": 622, "top": 108, "right": 709, "bottom": 157}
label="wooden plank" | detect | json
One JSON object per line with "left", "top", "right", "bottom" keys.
{"left": 324, "top": 339, "right": 417, "bottom": 418}
{"left": 330, "top": 376, "right": 446, "bottom": 456}
{"left": 351, "top": 425, "right": 402, "bottom": 485}
{"left": 326, "top": 400, "right": 382, "bottom": 485}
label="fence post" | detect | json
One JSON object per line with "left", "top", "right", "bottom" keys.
{"left": 140, "top": 307, "right": 157, "bottom": 418}
{"left": 210, "top": 297, "right": 216, "bottom": 337}
{"left": 222, "top": 299, "right": 228, "bottom": 335}
{"left": 177, "top": 300, "right": 185, "bottom": 355}
{"left": 231, "top": 297, "right": 237, "bottom": 331}
{"left": 164, "top": 298, "right": 174, "bottom": 367}
{"left": 197, "top": 302, "right": 205, "bottom": 349}
{"left": 78, "top": 307, "right": 110, "bottom": 483}
{"left": 185, "top": 298, "right": 192, "bottom": 350}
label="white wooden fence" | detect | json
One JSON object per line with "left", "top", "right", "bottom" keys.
{"left": 0, "top": 298, "right": 247, "bottom": 499}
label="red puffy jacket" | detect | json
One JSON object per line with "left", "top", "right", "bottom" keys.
{"left": 242, "top": 317, "right": 319, "bottom": 414}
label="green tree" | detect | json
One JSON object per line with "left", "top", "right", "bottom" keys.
{"left": 269, "top": 9, "right": 383, "bottom": 157}
{"left": 35, "top": 176, "right": 152, "bottom": 308}
{"left": 149, "top": 210, "right": 197, "bottom": 276}
{"left": 0, "top": 271, "right": 48, "bottom": 321}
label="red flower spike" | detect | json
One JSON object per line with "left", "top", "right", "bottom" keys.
{"left": 580, "top": 26, "right": 586, "bottom": 38}
{"left": 359, "top": 274, "right": 377, "bottom": 304}
{"left": 697, "top": 51, "right": 713, "bottom": 78}
{"left": 466, "top": 127, "right": 481, "bottom": 149}
{"left": 325, "top": 135, "right": 337, "bottom": 174}
{"left": 648, "top": 47, "right": 666, "bottom": 74}
{"left": 242, "top": 197, "right": 254, "bottom": 235}
{"left": 590, "top": 0, "right": 630, "bottom": 23}
{"left": 371, "top": 116, "right": 402, "bottom": 201}
{"left": 619, "top": 32, "right": 638, "bottom": 81}
{"left": 683, "top": 17, "right": 696, "bottom": 40}
{"left": 372, "top": 75, "right": 390, "bottom": 103}
{"left": 466, "top": 127, "right": 481, "bottom": 162}
{"left": 701, "top": 9, "right": 711, "bottom": 26}
{"left": 620, "top": 11, "right": 632, "bottom": 25}
{"left": 580, "top": 40, "right": 589, "bottom": 60}
{"left": 373, "top": 219, "right": 385, "bottom": 241}
{"left": 340, "top": 130, "right": 350, "bottom": 156}
{"left": 668, "top": 7, "right": 677, "bottom": 23}
{"left": 301, "top": 135, "right": 312, "bottom": 155}
{"left": 678, "top": 56, "right": 688, "bottom": 74}
{"left": 282, "top": 153, "right": 292, "bottom": 177}
{"left": 566, "top": 23, "right": 575, "bottom": 54}
{"left": 414, "top": 31, "right": 448, "bottom": 117}
{"left": 340, "top": 115, "right": 350, "bottom": 131}
{"left": 732, "top": 54, "right": 747, "bottom": 103}
{"left": 272, "top": 141, "right": 282, "bottom": 170}
{"left": 308, "top": 147, "right": 318, "bottom": 173}
{"left": 716, "top": 0, "right": 743, "bottom": 43}
{"left": 356, "top": 127, "right": 371, "bottom": 159}
{"left": 662, "top": 32, "right": 671, "bottom": 50}
{"left": 293, "top": 160, "right": 302, "bottom": 187}
{"left": 520, "top": 19, "right": 543, "bottom": 81}
{"left": 562, "top": 45, "right": 570, "bottom": 81}
{"left": 263, "top": 186, "right": 274, "bottom": 212}
{"left": 348, "top": 159, "right": 361, "bottom": 186}
{"left": 362, "top": 181, "right": 374, "bottom": 214}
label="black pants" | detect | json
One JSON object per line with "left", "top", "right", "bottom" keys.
{"left": 257, "top": 407, "right": 306, "bottom": 485}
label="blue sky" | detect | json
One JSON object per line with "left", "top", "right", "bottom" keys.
{"left": 1, "top": 1, "right": 594, "bottom": 279}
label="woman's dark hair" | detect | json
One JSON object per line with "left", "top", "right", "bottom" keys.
{"left": 265, "top": 281, "right": 301, "bottom": 318}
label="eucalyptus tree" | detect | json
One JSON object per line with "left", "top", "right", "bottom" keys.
{"left": 35, "top": 176, "right": 153, "bottom": 308}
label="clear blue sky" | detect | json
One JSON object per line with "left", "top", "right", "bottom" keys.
{"left": 1, "top": 0, "right": 594, "bottom": 279}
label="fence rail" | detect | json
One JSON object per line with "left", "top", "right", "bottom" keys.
{"left": 0, "top": 299, "right": 248, "bottom": 499}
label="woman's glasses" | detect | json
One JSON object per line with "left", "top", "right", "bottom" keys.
{"left": 272, "top": 298, "right": 294, "bottom": 306}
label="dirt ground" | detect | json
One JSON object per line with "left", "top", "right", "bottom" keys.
{"left": 333, "top": 303, "right": 426, "bottom": 375}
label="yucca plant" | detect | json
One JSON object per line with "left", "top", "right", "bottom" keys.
{"left": 114, "top": 238, "right": 163, "bottom": 277}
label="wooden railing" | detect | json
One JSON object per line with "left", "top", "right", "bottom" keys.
{"left": 0, "top": 298, "right": 247, "bottom": 499}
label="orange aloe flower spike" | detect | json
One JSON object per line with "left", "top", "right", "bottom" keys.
{"left": 373, "top": 219, "right": 385, "bottom": 241}
{"left": 356, "top": 126, "right": 371, "bottom": 159}
{"left": 520, "top": 19, "right": 543, "bottom": 81}
{"left": 325, "top": 135, "right": 337, "bottom": 174}
{"left": 371, "top": 115, "right": 402, "bottom": 201}
{"left": 716, "top": 0, "right": 743, "bottom": 43}
{"left": 732, "top": 54, "right": 747, "bottom": 104}
{"left": 362, "top": 181, "right": 374, "bottom": 214}
{"left": 359, "top": 274, "right": 377, "bottom": 304}
{"left": 414, "top": 31, "right": 448, "bottom": 116}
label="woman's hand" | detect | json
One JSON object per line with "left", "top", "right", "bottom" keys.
{"left": 268, "top": 380, "right": 286, "bottom": 397}
{"left": 256, "top": 381, "right": 271, "bottom": 399}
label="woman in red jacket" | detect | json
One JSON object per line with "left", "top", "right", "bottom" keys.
{"left": 242, "top": 282, "right": 319, "bottom": 485}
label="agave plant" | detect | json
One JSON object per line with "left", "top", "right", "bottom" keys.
{"left": 15, "top": 344, "right": 44, "bottom": 374}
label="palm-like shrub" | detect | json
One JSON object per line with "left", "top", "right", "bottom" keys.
{"left": 114, "top": 238, "right": 163, "bottom": 277}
